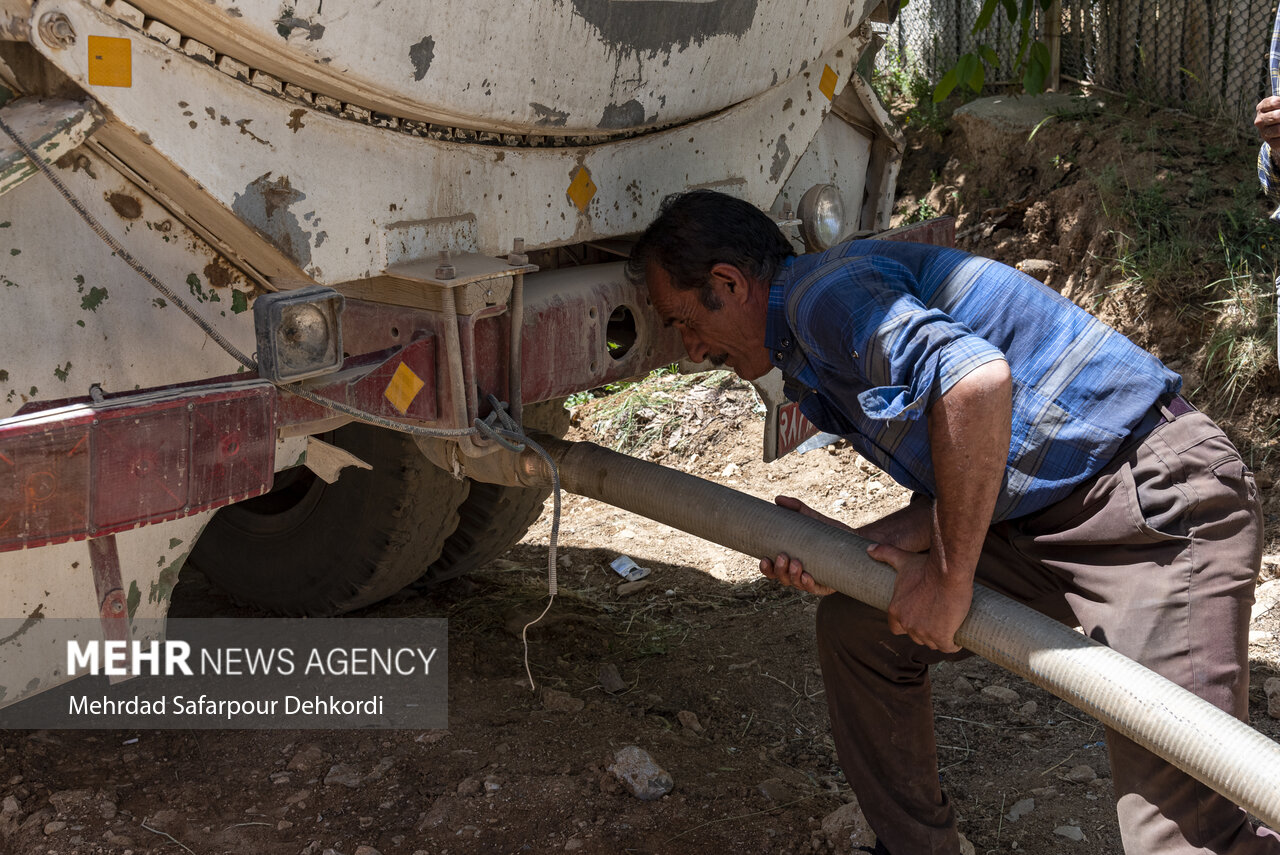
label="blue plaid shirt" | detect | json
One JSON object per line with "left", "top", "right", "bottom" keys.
{"left": 1261, "top": 149, "right": 1280, "bottom": 221}
{"left": 765, "top": 240, "right": 1181, "bottom": 521}
{"left": 1264, "top": 4, "right": 1280, "bottom": 222}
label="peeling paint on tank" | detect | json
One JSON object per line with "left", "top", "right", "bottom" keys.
{"left": 569, "top": 0, "right": 760, "bottom": 54}
{"left": 231, "top": 290, "right": 250, "bottom": 313}
{"left": 276, "top": 9, "right": 325, "bottom": 41}
{"left": 530, "top": 102, "right": 569, "bottom": 127}
{"left": 598, "top": 99, "right": 649, "bottom": 130}
{"left": 186, "top": 273, "right": 221, "bottom": 303}
{"left": 79, "top": 286, "right": 108, "bottom": 311}
{"left": 0, "top": 370, "right": 7, "bottom": 382}
{"left": 106, "top": 192, "right": 143, "bottom": 220}
{"left": 409, "top": 36, "right": 435, "bottom": 81}
{"left": 0, "top": 604, "right": 44, "bottom": 646}
{"left": 203, "top": 258, "right": 237, "bottom": 291}
{"left": 53, "top": 362, "right": 71, "bottom": 382}
{"left": 231, "top": 173, "right": 313, "bottom": 267}
{"left": 127, "top": 580, "right": 141, "bottom": 621}
{"left": 236, "top": 119, "right": 272, "bottom": 147}
{"left": 769, "top": 134, "right": 790, "bottom": 182}
{"left": 287, "top": 109, "right": 307, "bottom": 133}
{"left": 149, "top": 552, "right": 188, "bottom": 604}
{"left": 54, "top": 152, "right": 96, "bottom": 178}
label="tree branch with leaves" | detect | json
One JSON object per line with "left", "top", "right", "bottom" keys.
{"left": 917, "top": 0, "right": 1057, "bottom": 102}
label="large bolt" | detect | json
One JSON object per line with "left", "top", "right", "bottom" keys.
{"left": 507, "top": 237, "right": 528, "bottom": 266}
{"left": 38, "top": 12, "right": 76, "bottom": 49}
{"left": 435, "top": 249, "right": 456, "bottom": 280}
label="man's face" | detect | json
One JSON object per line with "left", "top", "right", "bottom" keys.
{"left": 646, "top": 263, "right": 772, "bottom": 381}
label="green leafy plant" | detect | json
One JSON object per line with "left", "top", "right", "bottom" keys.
{"left": 922, "top": 0, "right": 1057, "bottom": 102}
{"left": 903, "top": 199, "right": 940, "bottom": 224}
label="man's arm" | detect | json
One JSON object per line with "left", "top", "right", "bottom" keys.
{"left": 873, "top": 358, "right": 1012, "bottom": 652}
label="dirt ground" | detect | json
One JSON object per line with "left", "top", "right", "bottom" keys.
{"left": 1, "top": 93, "right": 1279, "bottom": 855}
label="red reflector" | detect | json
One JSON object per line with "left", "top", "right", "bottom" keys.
{"left": 0, "top": 415, "right": 93, "bottom": 547}
{"left": 0, "top": 382, "right": 276, "bottom": 552}
{"left": 92, "top": 407, "right": 189, "bottom": 529}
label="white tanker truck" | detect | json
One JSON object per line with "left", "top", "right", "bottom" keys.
{"left": 0, "top": 0, "right": 907, "bottom": 705}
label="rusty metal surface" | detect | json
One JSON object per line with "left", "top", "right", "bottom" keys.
{"left": 87, "top": 534, "right": 132, "bottom": 685}
{"left": 518, "top": 262, "right": 685, "bottom": 404}
{"left": 874, "top": 215, "right": 956, "bottom": 247}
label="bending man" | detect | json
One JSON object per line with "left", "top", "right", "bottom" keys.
{"left": 627, "top": 190, "right": 1276, "bottom": 855}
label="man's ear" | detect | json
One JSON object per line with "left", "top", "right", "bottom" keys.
{"left": 709, "top": 262, "right": 753, "bottom": 304}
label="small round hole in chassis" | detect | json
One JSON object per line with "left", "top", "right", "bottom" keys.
{"left": 606, "top": 304, "right": 637, "bottom": 360}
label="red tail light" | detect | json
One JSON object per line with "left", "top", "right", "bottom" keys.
{"left": 0, "top": 382, "right": 275, "bottom": 552}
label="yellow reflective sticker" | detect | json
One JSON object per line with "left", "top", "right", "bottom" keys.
{"left": 819, "top": 64, "right": 838, "bottom": 101}
{"left": 566, "top": 165, "right": 597, "bottom": 213}
{"left": 384, "top": 362, "right": 425, "bottom": 415}
{"left": 87, "top": 36, "right": 132, "bottom": 88}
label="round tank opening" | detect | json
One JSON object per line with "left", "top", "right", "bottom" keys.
{"left": 606, "top": 305, "right": 637, "bottom": 361}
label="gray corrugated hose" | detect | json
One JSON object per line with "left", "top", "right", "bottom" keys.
{"left": 521, "top": 437, "right": 1280, "bottom": 830}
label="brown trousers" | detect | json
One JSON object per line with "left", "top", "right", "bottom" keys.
{"left": 816, "top": 407, "right": 1279, "bottom": 854}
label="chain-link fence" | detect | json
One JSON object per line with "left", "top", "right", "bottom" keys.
{"left": 881, "top": 0, "right": 1276, "bottom": 128}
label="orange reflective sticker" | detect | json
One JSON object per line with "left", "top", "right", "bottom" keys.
{"left": 384, "top": 362, "right": 425, "bottom": 415}
{"left": 819, "top": 64, "right": 838, "bottom": 101}
{"left": 87, "top": 36, "right": 132, "bottom": 88}
{"left": 566, "top": 165, "right": 597, "bottom": 213}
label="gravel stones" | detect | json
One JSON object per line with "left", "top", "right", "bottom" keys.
{"left": 323, "top": 764, "right": 363, "bottom": 788}
{"left": 597, "top": 663, "right": 628, "bottom": 693}
{"left": 1055, "top": 824, "right": 1087, "bottom": 842}
{"left": 1266, "top": 677, "right": 1280, "bottom": 720}
{"left": 542, "top": 687, "right": 585, "bottom": 713}
{"left": 1063, "top": 764, "right": 1098, "bottom": 784}
{"left": 607, "top": 746, "right": 673, "bottom": 800}
{"left": 981, "top": 685, "right": 1021, "bottom": 704}
{"left": 1005, "top": 797, "right": 1035, "bottom": 821}
{"left": 819, "top": 799, "right": 875, "bottom": 850}
{"left": 676, "top": 710, "right": 704, "bottom": 733}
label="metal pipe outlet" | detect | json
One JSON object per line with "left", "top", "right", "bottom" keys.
{"left": 517, "top": 437, "right": 1280, "bottom": 830}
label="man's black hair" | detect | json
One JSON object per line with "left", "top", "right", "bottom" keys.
{"left": 625, "top": 190, "right": 795, "bottom": 306}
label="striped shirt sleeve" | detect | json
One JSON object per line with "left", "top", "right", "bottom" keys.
{"left": 1261, "top": 146, "right": 1280, "bottom": 224}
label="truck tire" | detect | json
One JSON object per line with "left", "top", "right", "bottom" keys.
{"left": 189, "top": 421, "right": 469, "bottom": 616}
{"left": 418, "top": 399, "right": 570, "bottom": 586}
